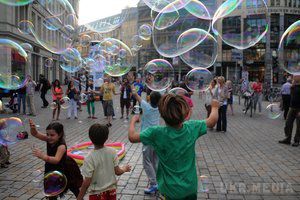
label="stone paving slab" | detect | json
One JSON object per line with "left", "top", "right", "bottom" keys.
{"left": 0, "top": 91, "right": 300, "bottom": 199}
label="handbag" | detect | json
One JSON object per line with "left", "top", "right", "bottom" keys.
{"left": 74, "top": 93, "right": 79, "bottom": 101}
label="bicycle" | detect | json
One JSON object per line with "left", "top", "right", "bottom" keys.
{"left": 267, "top": 88, "right": 281, "bottom": 102}
{"left": 242, "top": 91, "right": 254, "bottom": 117}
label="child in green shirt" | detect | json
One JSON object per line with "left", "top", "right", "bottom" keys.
{"left": 128, "top": 94, "right": 219, "bottom": 199}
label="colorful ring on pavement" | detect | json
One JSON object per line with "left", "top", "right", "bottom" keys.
{"left": 67, "top": 142, "right": 126, "bottom": 165}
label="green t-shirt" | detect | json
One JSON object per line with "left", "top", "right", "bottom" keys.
{"left": 140, "top": 120, "right": 207, "bottom": 199}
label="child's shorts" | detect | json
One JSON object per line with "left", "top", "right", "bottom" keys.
{"left": 89, "top": 189, "right": 116, "bottom": 200}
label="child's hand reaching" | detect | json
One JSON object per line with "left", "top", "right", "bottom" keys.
{"left": 33, "top": 147, "right": 47, "bottom": 161}
{"left": 29, "top": 119, "right": 38, "bottom": 135}
{"left": 123, "top": 164, "right": 131, "bottom": 172}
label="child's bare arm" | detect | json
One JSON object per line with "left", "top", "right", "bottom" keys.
{"left": 29, "top": 119, "right": 48, "bottom": 141}
{"left": 128, "top": 115, "right": 141, "bottom": 143}
{"left": 206, "top": 100, "right": 219, "bottom": 128}
{"left": 33, "top": 145, "right": 66, "bottom": 164}
{"left": 77, "top": 177, "right": 92, "bottom": 200}
{"left": 114, "top": 164, "right": 131, "bottom": 176}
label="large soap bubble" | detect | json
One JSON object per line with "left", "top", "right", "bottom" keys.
{"left": 212, "top": 0, "right": 268, "bottom": 50}
{"left": 152, "top": 0, "right": 211, "bottom": 57}
{"left": 18, "top": 20, "right": 34, "bottom": 35}
{"left": 266, "top": 103, "right": 282, "bottom": 119}
{"left": 0, "top": 39, "right": 28, "bottom": 90}
{"left": 185, "top": 68, "right": 213, "bottom": 91}
{"left": 178, "top": 29, "right": 218, "bottom": 68}
{"left": 0, "top": 0, "right": 33, "bottom": 6}
{"left": 138, "top": 24, "right": 152, "bottom": 40}
{"left": 278, "top": 20, "right": 300, "bottom": 75}
{"left": 60, "top": 48, "right": 83, "bottom": 73}
{"left": 143, "top": 0, "right": 192, "bottom": 12}
{"left": 0, "top": 117, "right": 23, "bottom": 145}
{"left": 44, "top": 171, "right": 67, "bottom": 197}
{"left": 99, "top": 38, "right": 133, "bottom": 77}
{"left": 143, "top": 59, "right": 174, "bottom": 91}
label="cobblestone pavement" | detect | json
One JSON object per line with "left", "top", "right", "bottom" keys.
{"left": 0, "top": 91, "right": 300, "bottom": 200}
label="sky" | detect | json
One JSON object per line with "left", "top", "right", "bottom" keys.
{"left": 79, "top": 0, "right": 140, "bottom": 25}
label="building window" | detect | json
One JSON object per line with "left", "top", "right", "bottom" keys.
{"left": 222, "top": 50, "right": 232, "bottom": 61}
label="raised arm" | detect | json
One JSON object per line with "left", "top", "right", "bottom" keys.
{"left": 131, "top": 85, "right": 142, "bottom": 103}
{"left": 206, "top": 100, "right": 219, "bottom": 128}
{"left": 128, "top": 115, "right": 141, "bottom": 143}
{"left": 33, "top": 144, "right": 66, "bottom": 164}
{"left": 29, "top": 119, "right": 48, "bottom": 141}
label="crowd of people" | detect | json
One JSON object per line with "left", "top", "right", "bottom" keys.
{"left": 1, "top": 71, "right": 300, "bottom": 199}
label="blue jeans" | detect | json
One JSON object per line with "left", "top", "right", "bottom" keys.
{"left": 18, "top": 94, "right": 26, "bottom": 114}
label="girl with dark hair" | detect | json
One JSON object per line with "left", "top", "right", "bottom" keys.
{"left": 52, "top": 79, "right": 63, "bottom": 121}
{"left": 29, "top": 119, "right": 82, "bottom": 199}
{"left": 66, "top": 80, "right": 78, "bottom": 119}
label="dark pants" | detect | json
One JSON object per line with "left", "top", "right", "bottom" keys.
{"left": 284, "top": 108, "right": 300, "bottom": 143}
{"left": 205, "top": 104, "right": 211, "bottom": 118}
{"left": 282, "top": 94, "right": 291, "bottom": 120}
{"left": 40, "top": 91, "right": 49, "bottom": 107}
{"left": 17, "top": 94, "right": 26, "bottom": 114}
{"left": 217, "top": 105, "right": 227, "bottom": 132}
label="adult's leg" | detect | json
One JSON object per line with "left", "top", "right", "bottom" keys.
{"left": 293, "top": 110, "right": 300, "bottom": 143}
{"left": 253, "top": 93, "right": 258, "bottom": 113}
{"left": 258, "top": 93, "right": 262, "bottom": 113}
{"left": 216, "top": 107, "right": 222, "bottom": 131}
{"left": 222, "top": 105, "right": 227, "bottom": 132}
{"left": 22, "top": 94, "right": 26, "bottom": 114}
{"left": 87, "top": 101, "right": 91, "bottom": 117}
{"left": 67, "top": 100, "right": 72, "bottom": 118}
{"left": 17, "top": 94, "right": 21, "bottom": 113}
{"left": 56, "top": 104, "right": 61, "bottom": 120}
{"left": 26, "top": 95, "right": 31, "bottom": 114}
{"left": 73, "top": 100, "right": 78, "bottom": 118}
{"left": 120, "top": 100, "right": 124, "bottom": 118}
{"left": 284, "top": 108, "right": 297, "bottom": 142}
{"left": 142, "top": 145, "right": 157, "bottom": 186}
{"left": 91, "top": 101, "right": 95, "bottom": 117}
{"left": 30, "top": 95, "right": 36, "bottom": 115}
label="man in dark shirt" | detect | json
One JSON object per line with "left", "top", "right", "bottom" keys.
{"left": 279, "top": 75, "right": 300, "bottom": 147}
{"left": 39, "top": 74, "right": 49, "bottom": 108}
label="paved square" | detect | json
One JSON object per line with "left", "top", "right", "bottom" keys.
{"left": 0, "top": 92, "right": 300, "bottom": 200}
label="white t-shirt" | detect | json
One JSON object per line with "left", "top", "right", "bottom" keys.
{"left": 81, "top": 147, "right": 119, "bottom": 194}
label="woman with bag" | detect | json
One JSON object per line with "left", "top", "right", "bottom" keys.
{"left": 66, "top": 80, "right": 78, "bottom": 119}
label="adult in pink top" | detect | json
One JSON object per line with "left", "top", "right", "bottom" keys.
{"left": 52, "top": 79, "right": 63, "bottom": 121}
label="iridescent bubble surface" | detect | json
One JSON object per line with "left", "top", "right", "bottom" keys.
{"left": 278, "top": 20, "right": 300, "bottom": 75}
{"left": 185, "top": 68, "right": 213, "bottom": 91}
{"left": 143, "top": 59, "right": 174, "bottom": 91}
{"left": 44, "top": 171, "right": 67, "bottom": 197}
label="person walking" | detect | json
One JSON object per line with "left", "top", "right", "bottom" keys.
{"left": 279, "top": 76, "right": 300, "bottom": 147}
{"left": 51, "top": 79, "right": 63, "bottom": 121}
{"left": 281, "top": 77, "right": 292, "bottom": 120}
{"left": 66, "top": 80, "right": 78, "bottom": 119}
{"left": 26, "top": 75, "right": 37, "bottom": 116}
{"left": 226, "top": 80, "right": 234, "bottom": 115}
{"left": 17, "top": 85, "right": 26, "bottom": 115}
{"left": 216, "top": 76, "right": 228, "bottom": 133}
{"left": 252, "top": 78, "right": 263, "bottom": 114}
{"left": 39, "top": 74, "right": 50, "bottom": 108}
